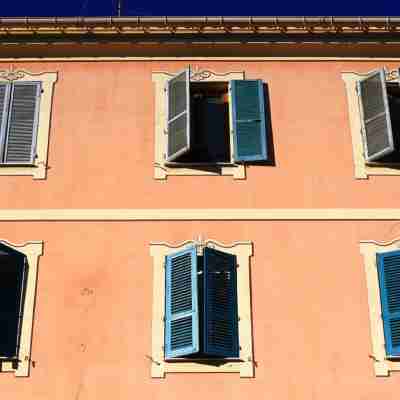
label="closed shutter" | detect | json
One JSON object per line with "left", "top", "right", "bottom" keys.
{"left": 4, "top": 82, "right": 41, "bottom": 164}
{"left": 230, "top": 80, "right": 268, "bottom": 162}
{"left": 166, "top": 68, "right": 191, "bottom": 161}
{"left": 0, "top": 243, "right": 27, "bottom": 359}
{"left": 377, "top": 251, "right": 400, "bottom": 357}
{"left": 203, "top": 248, "right": 239, "bottom": 358}
{"left": 165, "top": 246, "right": 199, "bottom": 358}
{"left": 357, "top": 69, "right": 394, "bottom": 162}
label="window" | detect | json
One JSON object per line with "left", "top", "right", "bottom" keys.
{"left": 0, "top": 69, "right": 57, "bottom": 180}
{"left": 150, "top": 239, "right": 254, "bottom": 377}
{"left": 153, "top": 68, "right": 269, "bottom": 180}
{"left": 165, "top": 246, "right": 239, "bottom": 360}
{"left": 0, "top": 240, "right": 42, "bottom": 377}
{"left": 343, "top": 68, "right": 400, "bottom": 179}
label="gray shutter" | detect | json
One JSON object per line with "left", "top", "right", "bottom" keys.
{"left": 358, "top": 69, "right": 394, "bottom": 162}
{"left": 166, "top": 68, "right": 191, "bottom": 161}
{"left": 4, "top": 82, "right": 41, "bottom": 164}
{"left": 0, "top": 84, "right": 11, "bottom": 157}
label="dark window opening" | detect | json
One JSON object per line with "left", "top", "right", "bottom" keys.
{"left": 373, "top": 83, "right": 400, "bottom": 163}
{"left": 0, "top": 252, "right": 26, "bottom": 360}
{"left": 174, "top": 82, "right": 231, "bottom": 164}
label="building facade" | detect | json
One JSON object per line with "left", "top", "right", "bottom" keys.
{"left": 0, "top": 15, "right": 400, "bottom": 399}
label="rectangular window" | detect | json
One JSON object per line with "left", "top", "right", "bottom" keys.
{"left": 165, "top": 68, "right": 269, "bottom": 166}
{"left": 164, "top": 246, "right": 239, "bottom": 360}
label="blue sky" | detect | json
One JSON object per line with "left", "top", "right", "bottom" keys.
{"left": 0, "top": 0, "right": 396, "bottom": 17}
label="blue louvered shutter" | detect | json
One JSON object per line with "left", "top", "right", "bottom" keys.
{"left": 166, "top": 68, "right": 191, "bottom": 162}
{"left": 165, "top": 246, "right": 199, "bottom": 358}
{"left": 203, "top": 248, "right": 239, "bottom": 358}
{"left": 0, "top": 243, "right": 27, "bottom": 359}
{"left": 357, "top": 69, "right": 394, "bottom": 162}
{"left": 377, "top": 251, "right": 400, "bottom": 357}
{"left": 230, "top": 80, "right": 268, "bottom": 162}
{"left": 3, "top": 82, "right": 41, "bottom": 164}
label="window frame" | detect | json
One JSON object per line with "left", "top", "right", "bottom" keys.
{"left": 360, "top": 238, "right": 400, "bottom": 376}
{"left": 152, "top": 69, "right": 246, "bottom": 180}
{"left": 0, "top": 69, "right": 57, "bottom": 180}
{"left": 342, "top": 69, "right": 400, "bottom": 179}
{"left": 0, "top": 239, "right": 42, "bottom": 377}
{"left": 149, "top": 239, "right": 254, "bottom": 377}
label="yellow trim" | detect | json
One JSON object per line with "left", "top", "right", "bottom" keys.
{"left": 2, "top": 208, "right": 400, "bottom": 220}
{"left": 0, "top": 240, "right": 43, "bottom": 377}
{"left": 152, "top": 70, "right": 245, "bottom": 180}
{"left": 342, "top": 70, "right": 400, "bottom": 179}
{"left": 149, "top": 239, "right": 254, "bottom": 377}
{"left": 0, "top": 70, "right": 57, "bottom": 180}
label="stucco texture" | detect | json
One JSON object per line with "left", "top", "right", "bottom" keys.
{"left": 0, "top": 220, "right": 400, "bottom": 399}
{"left": 0, "top": 60, "right": 399, "bottom": 208}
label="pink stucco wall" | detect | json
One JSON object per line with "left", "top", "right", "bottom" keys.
{"left": 0, "top": 60, "right": 397, "bottom": 208}
{"left": 0, "top": 221, "right": 399, "bottom": 398}
{"left": 0, "top": 57, "right": 399, "bottom": 397}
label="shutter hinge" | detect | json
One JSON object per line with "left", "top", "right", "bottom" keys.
{"left": 162, "top": 316, "right": 166, "bottom": 322}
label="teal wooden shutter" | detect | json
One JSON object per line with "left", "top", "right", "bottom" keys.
{"left": 230, "top": 79, "right": 268, "bottom": 162}
{"left": 165, "top": 246, "right": 199, "bottom": 358}
{"left": 0, "top": 243, "right": 27, "bottom": 359}
{"left": 4, "top": 82, "right": 41, "bottom": 164}
{"left": 357, "top": 69, "right": 394, "bottom": 162}
{"left": 377, "top": 251, "right": 400, "bottom": 357}
{"left": 203, "top": 248, "right": 239, "bottom": 358}
{"left": 166, "top": 68, "right": 191, "bottom": 162}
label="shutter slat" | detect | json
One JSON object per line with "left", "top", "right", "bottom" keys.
{"left": 203, "top": 248, "right": 239, "bottom": 358}
{"left": 377, "top": 251, "right": 400, "bottom": 357}
{"left": 165, "top": 247, "right": 199, "bottom": 358}
{"left": 231, "top": 79, "right": 268, "bottom": 162}
{"left": 0, "top": 243, "right": 27, "bottom": 358}
{"left": 4, "top": 82, "right": 41, "bottom": 164}
{"left": 358, "top": 69, "right": 394, "bottom": 161}
{"left": 166, "top": 68, "right": 191, "bottom": 161}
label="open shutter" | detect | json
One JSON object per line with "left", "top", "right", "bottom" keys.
{"left": 0, "top": 83, "right": 11, "bottom": 157}
{"left": 230, "top": 79, "right": 268, "bottom": 162}
{"left": 166, "top": 68, "right": 191, "bottom": 162}
{"left": 203, "top": 248, "right": 239, "bottom": 358}
{"left": 4, "top": 82, "right": 41, "bottom": 164}
{"left": 377, "top": 251, "right": 400, "bottom": 357}
{"left": 165, "top": 246, "right": 199, "bottom": 358}
{"left": 0, "top": 243, "right": 27, "bottom": 359}
{"left": 357, "top": 69, "right": 394, "bottom": 162}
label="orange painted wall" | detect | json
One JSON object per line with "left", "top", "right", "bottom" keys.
{"left": 0, "top": 60, "right": 397, "bottom": 208}
{"left": 0, "top": 220, "right": 399, "bottom": 398}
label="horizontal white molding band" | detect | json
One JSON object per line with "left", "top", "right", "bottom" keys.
{"left": 1, "top": 209, "right": 400, "bottom": 221}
